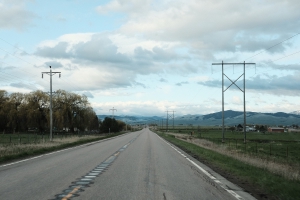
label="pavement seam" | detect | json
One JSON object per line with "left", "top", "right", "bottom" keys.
{"left": 50, "top": 133, "right": 141, "bottom": 200}
{"left": 155, "top": 133, "right": 245, "bottom": 200}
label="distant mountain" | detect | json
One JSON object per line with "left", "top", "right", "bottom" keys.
{"left": 97, "top": 115, "right": 162, "bottom": 124}
{"left": 290, "top": 110, "right": 300, "bottom": 115}
{"left": 98, "top": 110, "right": 300, "bottom": 126}
{"left": 174, "top": 110, "right": 300, "bottom": 126}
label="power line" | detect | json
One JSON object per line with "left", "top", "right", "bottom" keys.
{"left": 0, "top": 38, "right": 87, "bottom": 94}
{"left": 273, "top": 49, "right": 300, "bottom": 62}
{"left": 0, "top": 37, "right": 84, "bottom": 89}
{"left": 244, "top": 32, "right": 300, "bottom": 61}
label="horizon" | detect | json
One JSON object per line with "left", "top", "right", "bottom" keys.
{"left": 96, "top": 109, "right": 300, "bottom": 117}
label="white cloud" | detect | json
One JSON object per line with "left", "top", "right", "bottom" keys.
{"left": 0, "top": 0, "right": 35, "bottom": 30}
{"left": 96, "top": 0, "right": 152, "bottom": 15}
{"left": 109, "top": 0, "right": 300, "bottom": 54}
{"left": 91, "top": 100, "right": 217, "bottom": 116}
{"left": 232, "top": 96, "right": 242, "bottom": 104}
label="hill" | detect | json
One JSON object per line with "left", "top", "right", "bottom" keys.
{"left": 97, "top": 110, "right": 300, "bottom": 126}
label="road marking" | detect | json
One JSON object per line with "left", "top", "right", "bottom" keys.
{"left": 52, "top": 132, "right": 143, "bottom": 200}
{"left": 0, "top": 133, "right": 132, "bottom": 168}
{"left": 156, "top": 134, "right": 244, "bottom": 200}
{"left": 62, "top": 186, "right": 80, "bottom": 200}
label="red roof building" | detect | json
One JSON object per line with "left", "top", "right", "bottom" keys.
{"left": 268, "top": 127, "right": 284, "bottom": 132}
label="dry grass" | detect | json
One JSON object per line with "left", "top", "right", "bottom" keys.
{"left": 0, "top": 135, "right": 103, "bottom": 158}
{"left": 171, "top": 133, "right": 300, "bottom": 181}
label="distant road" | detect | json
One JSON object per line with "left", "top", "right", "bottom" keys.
{"left": 0, "top": 128, "right": 255, "bottom": 200}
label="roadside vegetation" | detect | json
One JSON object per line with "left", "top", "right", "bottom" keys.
{"left": 0, "top": 132, "right": 128, "bottom": 164}
{"left": 158, "top": 126, "right": 300, "bottom": 165}
{"left": 0, "top": 89, "right": 99, "bottom": 134}
{"left": 0, "top": 89, "right": 134, "bottom": 164}
{"left": 154, "top": 129, "right": 300, "bottom": 200}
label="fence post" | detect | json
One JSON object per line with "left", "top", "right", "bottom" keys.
{"left": 256, "top": 143, "right": 257, "bottom": 154}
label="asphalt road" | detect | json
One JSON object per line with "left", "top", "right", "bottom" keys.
{"left": 0, "top": 128, "right": 256, "bottom": 200}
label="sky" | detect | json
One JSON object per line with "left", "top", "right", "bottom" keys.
{"left": 0, "top": 0, "right": 300, "bottom": 117}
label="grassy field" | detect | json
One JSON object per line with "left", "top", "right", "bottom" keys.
{"left": 156, "top": 131, "right": 300, "bottom": 200}
{"left": 0, "top": 132, "right": 127, "bottom": 164}
{"left": 157, "top": 127, "right": 300, "bottom": 165}
{"left": 0, "top": 132, "right": 96, "bottom": 144}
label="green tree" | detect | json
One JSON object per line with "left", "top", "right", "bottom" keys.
{"left": 7, "top": 93, "right": 25, "bottom": 133}
{"left": 24, "top": 90, "right": 49, "bottom": 132}
{"left": 0, "top": 90, "right": 9, "bottom": 132}
{"left": 100, "top": 117, "right": 124, "bottom": 133}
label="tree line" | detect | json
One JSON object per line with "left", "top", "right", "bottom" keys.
{"left": 0, "top": 89, "right": 99, "bottom": 133}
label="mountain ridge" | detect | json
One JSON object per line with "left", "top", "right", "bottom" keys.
{"left": 97, "top": 110, "right": 300, "bottom": 126}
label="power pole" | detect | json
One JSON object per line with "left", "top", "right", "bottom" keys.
{"left": 212, "top": 61, "right": 255, "bottom": 143}
{"left": 165, "top": 111, "right": 169, "bottom": 131}
{"left": 109, "top": 107, "right": 117, "bottom": 134}
{"left": 109, "top": 107, "right": 117, "bottom": 119}
{"left": 42, "top": 66, "right": 61, "bottom": 141}
{"left": 165, "top": 111, "right": 175, "bottom": 131}
{"left": 172, "top": 111, "right": 175, "bottom": 130}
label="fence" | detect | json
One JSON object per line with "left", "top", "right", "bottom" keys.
{"left": 200, "top": 136, "right": 300, "bottom": 163}
{"left": 0, "top": 132, "right": 100, "bottom": 145}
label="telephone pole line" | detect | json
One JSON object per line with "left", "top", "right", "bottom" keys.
{"left": 212, "top": 61, "right": 255, "bottom": 143}
{"left": 42, "top": 66, "right": 61, "bottom": 141}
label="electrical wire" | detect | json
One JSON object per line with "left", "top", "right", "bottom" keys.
{"left": 272, "top": 50, "right": 300, "bottom": 62}
{"left": 0, "top": 40, "right": 87, "bottom": 94}
{"left": 244, "top": 32, "right": 300, "bottom": 61}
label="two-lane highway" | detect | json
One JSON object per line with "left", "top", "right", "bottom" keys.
{"left": 0, "top": 128, "right": 255, "bottom": 200}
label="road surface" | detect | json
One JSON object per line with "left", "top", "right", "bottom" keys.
{"left": 0, "top": 128, "right": 255, "bottom": 200}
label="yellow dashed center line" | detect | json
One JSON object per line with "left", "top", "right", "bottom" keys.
{"left": 61, "top": 186, "right": 80, "bottom": 200}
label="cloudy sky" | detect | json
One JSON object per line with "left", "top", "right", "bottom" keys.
{"left": 0, "top": 0, "right": 300, "bottom": 116}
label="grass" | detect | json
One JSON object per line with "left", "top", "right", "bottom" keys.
{"left": 0, "top": 132, "right": 96, "bottom": 144}
{"left": 157, "top": 131, "right": 300, "bottom": 200}
{"left": 0, "top": 132, "right": 127, "bottom": 164}
{"left": 160, "top": 128, "right": 300, "bottom": 165}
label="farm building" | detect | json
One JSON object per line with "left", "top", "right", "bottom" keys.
{"left": 268, "top": 127, "right": 284, "bottom": 132}
{"left": 288, "top": 128, "right": 300, "bottom": 133}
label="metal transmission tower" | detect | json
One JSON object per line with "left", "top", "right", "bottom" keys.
{"left": 109, "top": 107, "right": 117, "bottom": 119}
{"left": 42, "top": 66, "right": 61, "bottom": 141}
{"left": 212, "top": 61, "right": 255, "bottom": 143}
{"left": 165, "top": 111, "right": 175, "bottom": 131}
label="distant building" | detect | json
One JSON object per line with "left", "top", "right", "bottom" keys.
{"left": 288, "top": 128, "right": 300, "bottom": 133}
{"left": 246, "top": 126, "right": 256, "bottom": 132}
{"left": 236, "top": 124, "right": 243, "bottom": 131}
{"left": 268, "top": 127, "right": 284, "bottom": 132}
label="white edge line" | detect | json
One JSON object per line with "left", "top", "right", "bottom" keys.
{"left": 0, "top": 132, "right": 132, "bottom": 168}
{"left": 156, "top": 133, "right": 244, "bottom": 200}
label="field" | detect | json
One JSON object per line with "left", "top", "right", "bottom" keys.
{"left": 156, "top": 131, "right": 300, "bottom": 200}
{"left": 157, "top": 126, "right": 300, "bottom": 165}
{"left": 0, "top": 132, "right": 94, "bottom": 145}
{"left": 0, "top": 132, "right": 125, "bottom": 164}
